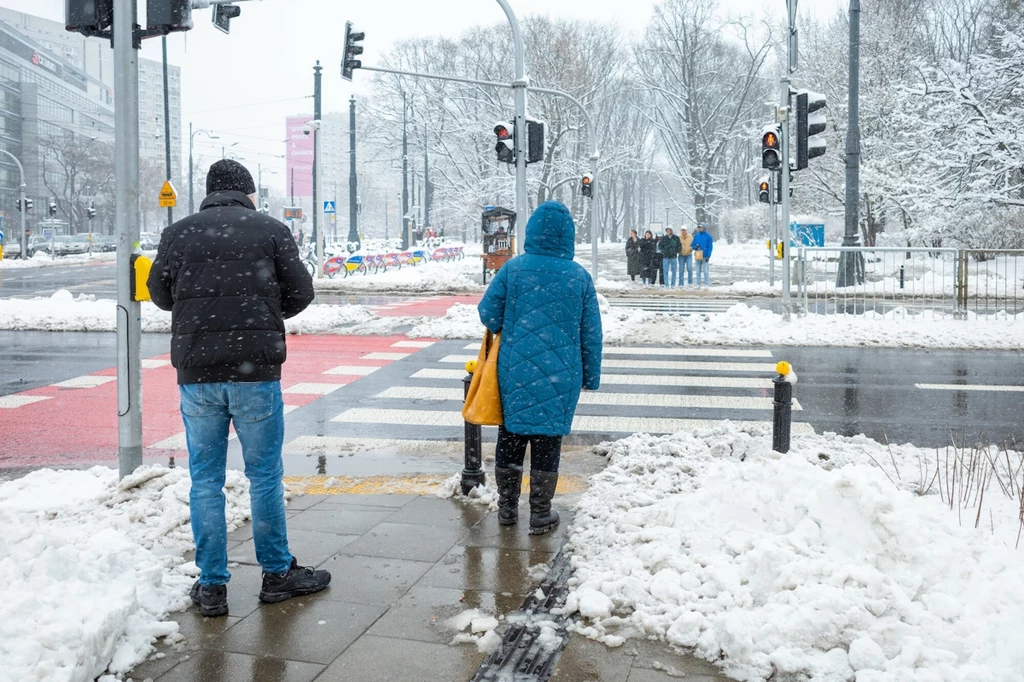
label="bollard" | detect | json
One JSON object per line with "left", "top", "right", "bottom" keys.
{"left": 772, "top": 361, "right": 794, "bottom": 454}
{"left": 461, "top": 361, "right": 486, "bottom": 495}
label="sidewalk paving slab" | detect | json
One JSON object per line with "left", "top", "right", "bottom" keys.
{"left": 129, "top": 491, "right": 737, "bottom": 682}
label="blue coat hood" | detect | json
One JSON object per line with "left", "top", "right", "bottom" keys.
{"left": 524, "top": 201, "right": 575, "bottom": 260}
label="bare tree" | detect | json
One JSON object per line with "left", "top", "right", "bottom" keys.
{"left": 40, "top": 133, "right": 114, "bottom": 234}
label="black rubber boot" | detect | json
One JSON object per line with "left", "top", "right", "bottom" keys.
{"left": 495, "top": 466, "right": 523, "bottom": 526}
{"left": 259, "top": 557, "right": 332, "bottom": 603}
{"left": 190, "top": 580, "right": 228, "bottom": 617}
{"left": 528, "top": 470, "right": 560, "bottom": 536}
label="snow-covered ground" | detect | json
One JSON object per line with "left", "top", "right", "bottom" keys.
{"left": 0, "top": 251, "right": 119, "bottom": 269}
{"left": 565, "top": 424, "right": 1024, "bottom": 682}
{"left": 408, "top": 300, "right": 1024, "bottom": 350}
{"left": 0, "top": 465, "right": 251, "bottom": 682}
{"left": 2, "top": 291, "right": 1021, "bottom": 350}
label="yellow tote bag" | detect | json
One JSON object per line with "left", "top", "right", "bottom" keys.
{"left": 462, "top": 330, "right": 503, "bottom": 426}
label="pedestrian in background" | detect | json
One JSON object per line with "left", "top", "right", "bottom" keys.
{"left": 659, "top": 228, "right": 682, "bottom": 287}
{"left": 478, "top": 201, "right": 603, "bottom": 535}
{"left": 692, "top": 222, "right": 714, "bottom": 288}
{"left": 640, "top": 230, "right": 658, "bottom": 285}
{"left": 148, "top": 159, "right": 331, "bottom": 617}
{"left": 625, "top": 229, "right": 642, "bottom": 283}
{"left": 678, "top": 226, "right": 694, "bottom": 286}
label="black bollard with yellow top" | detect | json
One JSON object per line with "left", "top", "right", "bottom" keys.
{"left": 461, "top": 359, "right": 486, "bottom": 495}
{"left": 772, "top": 361, "right": 796, "bottom": 453}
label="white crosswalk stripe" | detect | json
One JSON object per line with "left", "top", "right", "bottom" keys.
{"left": 410, "top": 368, "right": 772, "bottom": 389}
{"left": 439, "top": 354, "right": 777, "bottom": 373}
{"left": 461, "top": 343, "right": 772, "bottom": 358}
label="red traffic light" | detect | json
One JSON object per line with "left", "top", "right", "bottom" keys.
{"left": 758, "top": 181, "right": 769, "bottom": 192}
{"left": 581, "top": 176, "right": 591, "bottom": 186}
{"left": 763, "top": 131, "right": 778, "bottom": 149}
{"left": 494, "top": 124, "right": 512, "bottom": 141}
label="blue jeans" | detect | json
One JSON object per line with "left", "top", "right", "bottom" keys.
{"left": 662, "top": 257, "right": 678, "bottom": 287}
{"left": 695, "top": 259, "right": 710, "bottom": 286}
{"left": 180, "top": 381, "right": 292, "bottom": 585}
{"left": 679, "top": 255, "right": 693, "bottom": 285}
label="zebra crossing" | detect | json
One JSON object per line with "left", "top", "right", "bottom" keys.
{"left": 283, "top": 340, "right": 813, "bottom": 454}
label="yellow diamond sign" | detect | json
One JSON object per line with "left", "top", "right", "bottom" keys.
{"left": 158, "top": 180, "right": 178, "bottom": 208}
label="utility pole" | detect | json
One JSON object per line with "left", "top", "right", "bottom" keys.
{"left": 495, "top": 0, "right": 529, "bottom": 253}
{"left": 780, "top": 0, "right": 796, "bottom": 321}
{"left": 162, "top": 35, "right": 173, "bottom": 228}
{"left": 837, "top": 0, "right": 865, "bottom": 287}
{"left": 312, "top": 61, "right": 322, "bottom": 257}
{"left": 114, "top": 0, "right": 142, "bottom": 477}
{"left": 423, "top": 123, "right": 429, "bottom": 230}
{"left": 348, "top": 96, "right": 359, "bottom": 247}
{"left": 770, "top": 172, "right": 777, "bottom": 287}
{"left": 402, "top": 91, "right": 409, "bottom": 250}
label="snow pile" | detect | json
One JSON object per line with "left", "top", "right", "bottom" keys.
{"left": 313, "top": 259, "right": 483, "bottom": 294}
{"left": 445, "top": 608, "right": 503, "bottom": 653}
{"left": 565, "top": 425, "right": 1024, "bottom": 682}
{"left": 0, "top": 465, "right": 251, "bottom": 681}
{"left": 435, "top": 473, "right": 499, "bottom": 511}
{"left": 409, "top": 303, "right": 483, "bottom": 340}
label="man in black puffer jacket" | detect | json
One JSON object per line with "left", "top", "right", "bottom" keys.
{"left": 148, "top": 159, "right": 329, "bottom": 618}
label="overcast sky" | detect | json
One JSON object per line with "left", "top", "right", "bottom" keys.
{"left": 8, "top": 0, "right": 844, "bottom": 193}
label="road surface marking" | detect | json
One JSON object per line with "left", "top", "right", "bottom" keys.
{"left": 283, "top": 382, "right": 345, "bottom": 395}
{"left": 374, "top": 386, "right": 800, "bottom": 411}
{"left": 915, "top": 383, "right": 1024, "bottom": 393}
{"left": 282, "top": 473, "right": 585, "bottom": 496}
{"left": 284, "top": 436, "right": 455, "bottom": 455}
{"left": 391, "top": 340, "right": 435, "bottom": 348}
{"left": 142, "top": 359, "right": 171, "bottom": 369}
{"left": 54, "top": 375, "right": 117, "bottom": 389}
{"left": 323, "top": 365, "right": 380, "bottom": 376}
{"left": 461, "top": 343, "right": 772, "bottom": 359}
{"left": 440, "top": 355, "right": 775, "bottom": 373}
{"left": 0, "top": 395, "right": 51, "bottom": 409}
{"left": 409, "top": 369, "right": 772, "bottom": 389}
{"left": 331, "top": 408, "right": 813, "bottom": 435}
{"left": 411, "top": 369, "right": 473, "bottom": 380}
{"left": 361, "top": 352, "right": 411, "bottom": 361}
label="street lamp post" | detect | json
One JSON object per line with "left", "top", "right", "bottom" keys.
{"left": 0, "top": 150, "right": 27, "bottom": 260}
{"left": 188, "top": 123, "right": 219, "bottom": 215}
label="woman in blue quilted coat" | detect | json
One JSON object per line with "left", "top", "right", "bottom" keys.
{"left": 478, "top": 201, "right": 603, "bottom": 535}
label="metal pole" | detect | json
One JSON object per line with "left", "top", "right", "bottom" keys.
{"left": 348, "top": 96, "right": 359, "bottom": 247}
{"left": 495, "top": 0, "right": 529, "bottom": 253}
{"left": 770, "top": 172, "right": 777, "bottom": 287}
{"left": 312, "top": 61, "right": 322, "bottom": 256}
{"left": 837, "top": 0, "right": 864, "bottom": 287}
{"left": 402, "top": 92, "right": 409, "bottom": 250}
{"left": 0, "top": 151, "right": 26, "bottom": 260}
{"left": 780, "top": 0, "right": 794, "bottom": 322}
{"left": 188, "top": 122, "right": 194, "bottom": 215}
{"left": 114, "top": 0, "right": 142, "bottom": 478}
{"left": 162, "top": 35, "right": 173, "bottom": 228}
{"left": 314, "top": 120, "right": 323, "bottom": 279}
{"left": 772, "top": 371, "right": 793, "bottom": 453}
{"left": 423, "top": 123, "right": 429, "bottom": 230}
{"left": 461, "top": 371, "right": 485, "bottom": 494}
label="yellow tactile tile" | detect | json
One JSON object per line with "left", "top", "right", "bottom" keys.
{"left": 283, "top": 474, "right": 587, "bottom": 496}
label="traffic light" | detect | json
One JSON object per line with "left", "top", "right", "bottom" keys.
{"left": 17, "top": 198, "right": 32, "bottom": 212}
{"left": 146, "top": 0, "right": 191, "bottom": 33}
{"left": 65, "top": 0, "right": 113, "bottom": 37}
{"left": 581, "top": 174, "right": 593, "bottom": 198}
{"left": 758, "top": 177, "right": 770, "bottom": 204}
{"left": 48, "top": 200, "right": 58, "bottom": 218}
{"left": 761, "top": 125, "right": 782, "bottom": 170}
{"left": 494, "top": 122, "right": 515, "bottom": 164}
{"left": 341, "top": 21, "right": 365, "bottom": 81}
{"left": 526, "top": 119, "right": 544, "bottom": 164}
{"left": 212, "top": 4, "right": 241, "bottom": 34}
{"left": 87, "top": 203, "right": 96, "bottom": 220}
{"left": 795, "top": 91, "right": 827, "bottom": 170}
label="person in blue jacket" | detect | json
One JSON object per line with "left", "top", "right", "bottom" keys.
{"left": 478, "top": 201, "right": 603, "bottom": 535}
{"left": 691, "top": 222, "right": 714, "bottom": 288}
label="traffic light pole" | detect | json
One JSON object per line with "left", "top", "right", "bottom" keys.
{"left": 769, "top": 172, "right": 777, "bottom": 287}
{"left": 0, "top": 151, "right": 26, "bottom": 261}
{"left": 495, "top": 0, "right": 529, "bottom": 255}
{"left": 114, "top": 0, "right": 143, "bottom": 477}
{"left": 780, "top": 0, "right": 796, "bottom": 322}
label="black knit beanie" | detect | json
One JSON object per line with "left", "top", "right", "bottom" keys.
{"left": 206, "top": 159, "right": 256, "bottom": 195}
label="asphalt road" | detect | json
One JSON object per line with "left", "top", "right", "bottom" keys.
{"left": 0, "top": 262, "right": 119, "bottom": 298}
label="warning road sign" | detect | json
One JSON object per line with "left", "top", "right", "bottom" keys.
{"left": 159, "top": 181, "right": 178, "bottom": 208}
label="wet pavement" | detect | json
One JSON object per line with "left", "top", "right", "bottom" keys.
{"left": 129, "top": 491, "right": 735, "bottom": 682}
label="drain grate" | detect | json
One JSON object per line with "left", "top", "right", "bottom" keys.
{"left": 471, "top": 545, "right": 573, "bottom": 681}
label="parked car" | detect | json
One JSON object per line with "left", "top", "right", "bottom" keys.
{"left": 29, "top": 237, "right": 50, "bottom": 255}
{"left": 51, "top": 236, "right": 89, "bottom": 257}
{"left": 3, "top": 240, "right": 22, "bottom": 258}
{"left": 95, "top": 235, "right": 117, "bottom": 252}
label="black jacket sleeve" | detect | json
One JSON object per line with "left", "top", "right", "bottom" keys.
{"left": 275, "top": 228, "right": 315, "bottom": 318}
{"left": 147, "top": 230, "right": 176, "bottom": 311}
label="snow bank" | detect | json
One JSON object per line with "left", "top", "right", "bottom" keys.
{"left": 0, "top": 252, "right": 118, "bottom": 270}
{"left": 566, "top": 425, "right": 1024, "bottom": 682}
{"left": 0, "top": 465, "right": 250, "bottom": 681}
{"left": 313, "top": 258, "right": 483, "bottom": 294}
{"left": 408, "top": 303, "right": 482, "bottom": 340}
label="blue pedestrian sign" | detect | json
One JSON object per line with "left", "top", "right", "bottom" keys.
{"left": 323, "top": 201, "right": 336, "bottom": 214}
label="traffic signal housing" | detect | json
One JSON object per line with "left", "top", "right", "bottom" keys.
{"left": 87, "top": 203, "right": 96, "bottom": 220}
{"left": 761, "top": 125, "right": 782, "bottom": 170}
{"left": 796, "top": 91, "right": 827, "bottom": 170}
{"left": 146, "top": 0, "right": 191, "bottom": 33}
{"left": 65, "top": 0, "right": 113, "bottom": 36}
{"left": 494, "top": 122, "right": 515, "bottom": 164}
{"left": 758, "top": 177, "right": 770, "bottom": 204}
{"left": 581, "top": 174, "right": 593, "bottom": 198}
{"left": 526, "top": 119, "right": 544, "bottom": 164}
{"left": 17, "top": 198, "right": 33, "bottom": 212}
{"left": 212, "top": 4, "right": 241, "bottom": 34}
{"left": 341, "top": 22, "right": 365, "bottom": 81}
{"left": 48, "top": 200, "right": 58, "bottom": 218}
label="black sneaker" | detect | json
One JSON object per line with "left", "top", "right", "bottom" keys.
{"left": 259, "top": 557, "right": 332, "bottom": 603}
{"left": 190, "top": 580, "right": 228, "bottom": 617}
